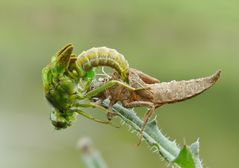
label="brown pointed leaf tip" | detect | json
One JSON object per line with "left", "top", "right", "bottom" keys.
{"left": 152, "top": 70, "right": 221, "bottom": 104}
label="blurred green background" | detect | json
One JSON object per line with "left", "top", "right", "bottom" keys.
{"left": 0, "top": 0, "right": 238, "bottom": 167}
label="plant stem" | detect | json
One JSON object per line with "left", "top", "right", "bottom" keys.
{"left": 102, "top": 100, "right": 203, "bottom": 168}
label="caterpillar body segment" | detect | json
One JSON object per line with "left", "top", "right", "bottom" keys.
{"left": 76, "top": 47, "right": 129, "bottom": 82}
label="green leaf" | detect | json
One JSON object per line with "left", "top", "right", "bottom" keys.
{"left": 174, "top": 146, "right": 195, "bottom": 168}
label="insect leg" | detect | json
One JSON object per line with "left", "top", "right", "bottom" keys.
{"left": 122, "top": 100, "right": 156, "bottom": 145}
{"left": 73, "top": 106, "right": 120, "bottom": 128}
{"left": 74, "top": 102, "right": 109, "bottom": 114}
{"left": 85, "top": 80, "right": 148, "bottom": 98}
{"left": 75, "top": 109, "right": 111, "bottom": 124}
{"left": 138, "top": 106, "right": 156, "bottom": 145}
{"left": 107, "top": 99, "right": 117, "bottom": 121}
{"left": 122, "top": 100, "right": 154, "bottom": 109}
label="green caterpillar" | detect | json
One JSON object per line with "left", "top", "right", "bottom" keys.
{"left": 76, "top": 47, "right": 129, "bottom": 82}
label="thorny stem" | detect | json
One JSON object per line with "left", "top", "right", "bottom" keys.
{"left": 102, "top": 100, "right": 203, "bottom": 168}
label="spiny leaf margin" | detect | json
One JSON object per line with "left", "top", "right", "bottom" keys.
{"left": 102, "top": 100, "right": 203, "bottom": 168}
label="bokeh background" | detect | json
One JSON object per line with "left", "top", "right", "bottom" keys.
{"left": 0, "top": 0, "right": 238, "bottom": 168}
